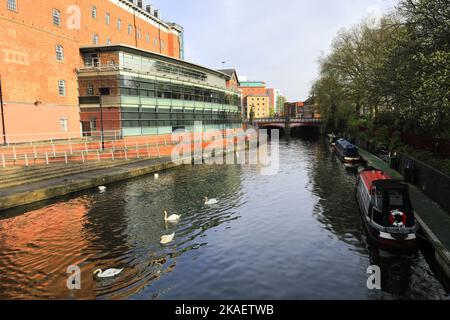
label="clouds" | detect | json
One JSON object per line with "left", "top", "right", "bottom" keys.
{"left": 153, "top": 0, "right": 398, "bottom": 101}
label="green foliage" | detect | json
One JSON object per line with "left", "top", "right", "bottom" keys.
{"left": 310, "top": 0, "right": 450, "bottom": 138}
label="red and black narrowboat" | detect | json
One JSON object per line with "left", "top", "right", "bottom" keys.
{"left": 356, "top": 167, "right": 418, "bottom": 249}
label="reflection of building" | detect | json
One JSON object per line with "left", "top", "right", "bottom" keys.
{"left": 78, "top": 45, "right": 242, "bottom": 136}
{"left": 246, "top": 95, "right": 270, "bottom": 119}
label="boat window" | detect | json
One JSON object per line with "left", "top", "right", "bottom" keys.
{"left": 375, "top": 188, "right": 383, "bottom": 210}
{"left": 389, "top": 189, "right": 403, "bottom": 206}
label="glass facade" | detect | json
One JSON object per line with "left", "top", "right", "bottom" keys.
{"left": 78, "top": 51, "right": 242, "bottom": 136}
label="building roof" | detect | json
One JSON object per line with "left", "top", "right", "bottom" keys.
{"left": 217, "top": 69, "right": 240, "bottom": 86}
{"left": 239, "top": 81, "right": 266, "bottom": 88}
{"left": 79, "top": 44, "right": 231, "bottom": 79}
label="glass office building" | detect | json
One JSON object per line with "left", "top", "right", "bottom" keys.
{"left": 78, "top": 45, "right": 242, "bottom": 137}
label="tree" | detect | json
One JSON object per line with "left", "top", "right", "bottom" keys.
{"left": 310, "top": 0, "right": 450, "bottom": 138}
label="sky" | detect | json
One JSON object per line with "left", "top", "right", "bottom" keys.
{"left": 152, "top": 0, "right": 399, "bottom": 101}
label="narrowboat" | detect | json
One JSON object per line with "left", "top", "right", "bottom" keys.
{"left": 356, "top": 167, "right": 418, "bottom": 249}
{"left": 334, "top": 139, "right": 361, "bottom": 164}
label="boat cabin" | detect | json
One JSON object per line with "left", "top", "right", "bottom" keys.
{"left": 370, "top": 180, "right": 415, "bottom": 228}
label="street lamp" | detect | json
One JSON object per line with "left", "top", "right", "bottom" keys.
{"left": 98, "top": 89, "right": 105, "bottom": 150}
{"left": 0, "top": 75, "right": 6, "bottom": 145}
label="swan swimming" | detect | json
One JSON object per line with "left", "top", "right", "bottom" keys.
{"left": 160, "top": 233, "right": 175, "bottom": 244}
{"left": 154, "top": 173, "right": 159, "bottom": 179}
{"left": 164, "top": 210, "right": 180, "bottom": 223}
{"left": 204, "top": 197, "right": 218, "bottom": 205}
{"left": 93, "top": 268, "right": 123, "bottom": 278}
{"left": 98, "top": 186, "right": 106, "bottom": 192}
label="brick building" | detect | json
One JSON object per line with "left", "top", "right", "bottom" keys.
{"left": 0, "top": 0, "right": 193, "bottom": 142}
{"left": 246, "top": 95, "right": 270, "bottom": 119}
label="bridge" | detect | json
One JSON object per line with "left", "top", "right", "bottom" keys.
{"left": 253, "top": 117, "right": 325, "bottom": 135}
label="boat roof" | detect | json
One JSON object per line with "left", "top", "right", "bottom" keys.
{"left": 360, "top": 169, "right": 391, "bottom": 190}
{"left": 373, "top": 179, "right": 409, "bottom": 190}
{"left": 336, "top": 139, "right": 357, "bottom": 149}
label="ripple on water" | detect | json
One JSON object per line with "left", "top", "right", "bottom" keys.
{"left": 0, "top": 139, "right": 448, "bottom": 299}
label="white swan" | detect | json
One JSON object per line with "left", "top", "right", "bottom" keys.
{"left": 98, "top": 186, "right": 106, "bottom": 192}
{"left": 93, "top": 268, "right": 123, "bottom": 278}
{"left": 160, "top": 233, "right": 175, "bottom": 244}
{"left": 164, "top": 210, "right": 180, "bottom": 223}
{"left": 204, "top": 197, "right": 218, "bottom": 205}
{"left": 154, "top": 173, "right": 159, "bottom": 179}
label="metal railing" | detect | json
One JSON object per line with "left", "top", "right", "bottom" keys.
{"left": 0, "top": 129, "right": 247, "bottom": 168}
{"left": 253, "top": 117, "right": 323, "bottom": 123}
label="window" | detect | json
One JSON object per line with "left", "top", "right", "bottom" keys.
{"left": 153, "top": 36, "right": 158, "bottom": 47}
{"left": 105, "top": 12, "right": 110, "bottom": 25}
{"left": 91, "top": 6, "right": 96, "bottom": 19}
{"left": 60, "top": 118, "right": 68, "bottom": 132}
{"left": 58, "top": 80, "right": 66, "bottom": 96}
{"left": 146, "top": 33, "right": 150, "bottom": 43}
{"left": 87, "top": 83, "right": 94, "bottom": 96}
{"left": 7, "top": 0, "right": 16, "bottom": 11}
{"left": 92, "top": 33, "right": 98, "bottom": 45}
{"left": 107, "top": 38, "right": 111, "bottom": 45}
{"left": 137, "top": 28, "right": 141, "bottom": 39}
{"left": 117, "top": 18, "right": 121, "bottom": 30}
{"left": 161, "top": 40, "right": 165, "bottom": 50}
{"left": 128, "top": 24, "right": 132, "bottom": 35}
{"left": 55, "top": 45, "right": 64, "bottom": 61}
{"left": 52, "top": 9, "right": 61, "bottom": 26}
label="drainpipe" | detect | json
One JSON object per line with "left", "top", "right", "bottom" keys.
{"left": 0, "top": 75, "right": 6, "bottom": 145}
{"left": 158, "top": 24, "right": 162, "bottom": 54}
{"left": 133, "top": 9, "right": 138, "bottom": 47}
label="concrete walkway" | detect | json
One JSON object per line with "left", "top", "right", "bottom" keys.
{"left": 0, "top": 156, "right": 178, "bottom": 212}
{"left": 359, "top": 148, "right": 450, "bottom": 280}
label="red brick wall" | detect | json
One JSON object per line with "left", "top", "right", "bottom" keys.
{"left": 0, "top": 0, "right": 181, "bottom": 140}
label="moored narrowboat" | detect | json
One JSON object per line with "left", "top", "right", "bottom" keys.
{"left": 334, "top": 138, "right": 361, "bottom": 164}
{"left": 356, "top": 167, "right": 418, "bottom": 249}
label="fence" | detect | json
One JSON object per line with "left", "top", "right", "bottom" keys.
{"left": 402, "top": 133, "right": 450, "bottom": 158}
{"left": 0, "top": 129, "right": 248, "bottom": 168}
{"left": 398, "top": 154, "right": 450, "bottom": 215}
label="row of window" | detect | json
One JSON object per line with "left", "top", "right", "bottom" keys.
{"left": 120, "top": 119, "right": 240, "bottom": 128}
{"left": 90, "top": 5, "right": 165, "bottom": 48}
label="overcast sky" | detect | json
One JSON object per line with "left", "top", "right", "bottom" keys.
{"left": 152, "top": 0, "right": 398, "bottom": 101}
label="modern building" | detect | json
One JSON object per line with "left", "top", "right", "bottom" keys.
{"left": 1, "top": 0, "right": 239, "bottom": 142}
{"left": 239, "top": 81, "right": 268, "bottom": 119}
{"left": 246, "top": 95, "right": 270, "bottom": 119}
{"left": 284, "top": 101, "right": 305, "bottom": 118}
{"left": 303, "top": 97, "right": 320, "bottom": 118}
{"left": 78, "top": 45, "right": 241, "bottom": 136}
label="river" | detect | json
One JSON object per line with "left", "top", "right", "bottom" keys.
{"left": 0, "top": 136, "right": 448, "bottom": 299}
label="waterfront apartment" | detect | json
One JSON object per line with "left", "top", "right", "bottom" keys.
{"left": 78, "top": 45, "right": 242, "bottom": 136}
{"left": 0, "top": 0, "right": 239, "bottom": 142}
{"left": 239, "top": 81, "right": 267, "bottom": 119}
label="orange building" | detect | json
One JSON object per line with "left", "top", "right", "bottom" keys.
{"left": 238, "top": 81, "right": 268, "bottom": 119}
{"left": 0, "top": 0, "right": 184, "bottom": 142}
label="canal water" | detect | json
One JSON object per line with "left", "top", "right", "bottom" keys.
{"left": 0, "top": 137, "right": 448, "bottom": 300}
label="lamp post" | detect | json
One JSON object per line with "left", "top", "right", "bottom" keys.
{"left": 0, "top": 75, "right": 6, "bottom": 145}
{"left": 136, "top": 82, "right": 142, "bottom": 135}
{"left": 98, "top": 89, "right": 105, "bottom": 150}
